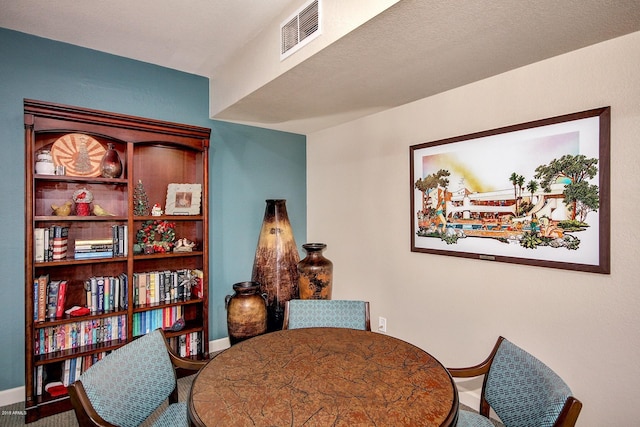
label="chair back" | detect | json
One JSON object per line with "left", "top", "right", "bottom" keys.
{"left": 485, "top": 339, "right": 575, "bottom": 427}
{"left": 284, "top": 299, "right": 371, "bottom": 330}
{"left": 74, "top": 329, "right": 177, "bottom": 427}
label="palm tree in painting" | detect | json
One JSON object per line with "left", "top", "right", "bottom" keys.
{"left": 526, "top": 180, "right": 538, "bottom": 204}
{"left": 509, "top": 172, "right": 524, "bottom": 215}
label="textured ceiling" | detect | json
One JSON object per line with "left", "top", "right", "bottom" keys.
{"left": 217, "top": 0, "right": 640, "bottom": 133}
{"left": 0, "top": 0, "right": 295, "bottom": 76}
{"left": 1, "top": 0, "right": 639, "bottom": 134}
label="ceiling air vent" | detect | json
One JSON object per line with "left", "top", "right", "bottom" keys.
{"left": 281, "top": 0, "right": 321, "bottom": 60}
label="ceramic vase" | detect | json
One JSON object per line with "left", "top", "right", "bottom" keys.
{"left": 297, "top": 243, "right": 333, "bottom": 300}
{"left": 225, "top": 281, "right": 268, "bottom": 345}
{"left": 100, "top": 143, "right": 122, "bottom": 178}
{"left": 251, "top": 199, "right": 300, "bottom": 331}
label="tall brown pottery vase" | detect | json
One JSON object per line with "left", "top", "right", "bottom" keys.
{"left": 225, "top": 281, "right": 268, "bottom": 345}
{"left": 297, "top": 243, "right": 333, "bottom": 299}
{"left": 251, "top": 199, "right": 300, "bottom": 331}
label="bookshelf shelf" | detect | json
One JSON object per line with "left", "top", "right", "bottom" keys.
{"left": 24, "top": 99, "right": 211, "bottom": 423}
{"left": 34, "top": 175, "right": 128, "bottom": 185}
{"left": 34, "top": 257, "right": 128, "bottom": 267}
{"left": 35, "top": 216, "right": 129, "bottom": 222}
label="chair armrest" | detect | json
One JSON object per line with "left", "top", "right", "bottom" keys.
{"left": 555, "top": 396, "right": 583, "bottom": 427}
{"left": 158, "top": 329, "right": 209, "bottom": 371}
{"left": 168, "top": 351, "right": 209, "bottom": 371}
{"left": 68, "top": 380, "right": 119, "bottom": 427}
{"left": 447, "top": 336, "right": 505, "bottom": 378}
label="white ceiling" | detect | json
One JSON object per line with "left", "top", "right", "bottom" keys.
{"left": 1, "top": 0, "right": 640, "bottom": 134}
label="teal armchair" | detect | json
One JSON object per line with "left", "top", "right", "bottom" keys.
{"left": 448, "top": 336, "right": 582, "bottom": 427}
{"left": 68, "top": 328, "right": 207, "bottom": 427}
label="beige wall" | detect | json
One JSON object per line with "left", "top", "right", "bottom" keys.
{"left": 307, "top": 31, "right": 640, "bottom": 426}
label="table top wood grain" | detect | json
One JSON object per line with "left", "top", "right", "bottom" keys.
{"left": 189, "top": 327, "right": 458, "bottom": 426}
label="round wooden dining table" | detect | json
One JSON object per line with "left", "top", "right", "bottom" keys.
{"left": 188, "top": 327, "right": 458, "bottom": 426}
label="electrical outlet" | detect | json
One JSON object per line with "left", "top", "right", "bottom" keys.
{"left": 378, "top": 316, "right": 387, "bottom": 333}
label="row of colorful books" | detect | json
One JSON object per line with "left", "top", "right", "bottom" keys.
{"left": 166, "top": 331, "right": 203, "bottom": 358}
{"left": 34, "top": 315, "right": 127, "bottom": 355}
{"left": 73, "top": 225, "right": 128, "bottom": 259}
{"left": 34, "top": 275, "right": 67, "bottom": 321}
{"left": 34, "top": 273, "right": 129, "bottom": 322}
{"left": 133, "top": 268, "right": 203, "bottom": 307}
{"left": 132, "top": 306, "right": 185, "bottom": 337}
{"left": 35, "top": 352, "right": 109, "bottom": 396}
{"left": 84, "top": 274, "right": 128, "bottom": 313}
{"left": 34, "top": 225, "right": 69, "bottom": 262}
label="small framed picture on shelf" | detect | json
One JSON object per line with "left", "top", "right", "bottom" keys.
{"left": 165, "top": 183, "right": 202, "bottom": 215}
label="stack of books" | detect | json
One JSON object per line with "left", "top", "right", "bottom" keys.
{"left": 74, "top": 238, "right": 114, "bottom": 260}
{"left": 34, "top": 225, "right": 69, "bottom": 262}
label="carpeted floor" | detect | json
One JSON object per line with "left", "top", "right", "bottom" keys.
{"left": 0, "top": 374, "right": 196, "bottom": 427}
{"left": 1, "top": 375, "right": 503, "bottom": 426}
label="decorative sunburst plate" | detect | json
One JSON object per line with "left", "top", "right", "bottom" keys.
{"left": 51, "top": 133, "right": 106, "bottom": 177}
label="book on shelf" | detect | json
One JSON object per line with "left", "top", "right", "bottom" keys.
{"left": 33, "top": 279, "right": 39, "bottom": 321}
{"left": 51, "top": 238, "right": 68, "bottom": 260}
{"left": 34, "top": 228, "right": 45, "bottom": 262}
{"left": 46, "top": 280, "right": 60, "bottom": 319}
{"left": 74, "top": 243, "right": 113, "bottom": 251}
{"left": 191, "top": 269, "right": 204, "bottom": 298}
{"left": 74, "top": 251, "right": 114, "bottom": 260}
{"left": 74, "top": 238, "right": 114, "bottom": 246}
{"left": 96, "top": 277, "right": 105, "bottom": 312}
{"left": 55, "top": 280, "right": 67, "bottom": 318}
{"left": 37, "top": 274, "right": 48, "bottom": 322}
{"left": 50, "top": 226, "right": 69, "bottom": 261}
{"left": 119, "top": 273, "right": 128, "bottom": 309}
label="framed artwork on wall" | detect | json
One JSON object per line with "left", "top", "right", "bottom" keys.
{"left": 410, "top": 107, "right": 610, "bottom": 273}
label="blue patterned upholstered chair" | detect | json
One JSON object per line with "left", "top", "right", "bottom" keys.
{"left": 283, "top": 299, "right": 371, "bottom": 331}
{"left": 448, "top": 336, "right": 582, "bottom": 427}
{"left": 67, "top": 328, "right": 207, "bottom": 427}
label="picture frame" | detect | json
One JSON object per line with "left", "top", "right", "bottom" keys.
{"left": 165, "top": 183, "right": 202, "bottom": 215}
{"left": 410, "top": 107, "right": 610, "bottom": 274}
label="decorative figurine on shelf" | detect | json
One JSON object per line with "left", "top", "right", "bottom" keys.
{"left": 151, "top": 203, "right": 163, "bottom": 216}
{"left": 133, "top": 179, "right": 150, "bottom": 216}
{"left": 51, "top": 201, "right": 72, "bottom": 216}
{"left": 173, "top": 238, "right": 195, "bottom": 253}
{"left": 164, "top": 317, "right": 185, "bottom": 332}
{"left": 72, "top": 188, "right": 93, "bottom": 216}
{"left": 92, "top": 204, "right": 115, "bottom": 216}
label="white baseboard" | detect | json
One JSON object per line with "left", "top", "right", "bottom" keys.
{"left": 458, "top": 391, "right": 481, "bottom": 409}
{"left": 0, "top": 386, "right": 23, "bottom": 408}
{"left": 0, "top": 337, "right": 231, "bottom": 408}
{"left": 210, "top": 336, "right": 230, "bottom": 352}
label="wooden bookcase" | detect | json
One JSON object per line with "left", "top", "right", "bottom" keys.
{"left": 23, "top": 99, "right": 211, "bottom": 423}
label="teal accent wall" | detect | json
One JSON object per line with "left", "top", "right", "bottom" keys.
{"left": 0, "top": 28, "right": 306, "bottom": 390}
